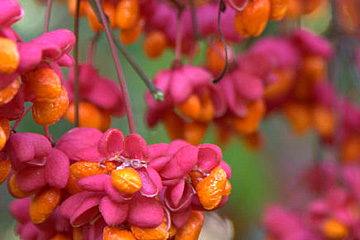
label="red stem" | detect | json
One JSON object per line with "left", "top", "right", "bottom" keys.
{"left": 43, "top": 0, "right": 53, "bottom": 33}
{"left": 74, "top": 0, "right": 80, "bottom": 127}
{"left": 87, "top": 33, "right": 100, "bottom": 64}
{"left": 93, "top": 0, "right": 136, "bottom": 133}
{"left": 174, "top": 11, "right": 183, "bottom": 66}
{"left": 12, "top": 104, "right": 33, "bottom": 131}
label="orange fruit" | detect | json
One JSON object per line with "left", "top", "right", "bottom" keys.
{"left": 0, "top": 37, "right": 19, "bottom": 74}
{"left": 103, "top": 227, "right": 136, "bottom": 240}
{"left": 176, "top": 94, "right": 202, "bottom": 120}
{"left": 143, "top": 31, "right": 167, "bottom": 59}
{"left": 120, "top": 18, "right": 144, "bottom": 45}
{"left": 9, "top": 174, "right": 38, "bottom": 198}
{"left": 175, "top": 211, "right": 204, "bottom": 240}
{"left": 321, "top": 219, "right": 349, "bottom": 239}
{"left": 234, "top": 100, "right": 266, "bottom": 135}
{"left": 269, "top": 0, "right": 289, "bottom": 20}
{"left": 0, "top": 78, "right": 20, "bottom": 106}
{"left": 70, "top": 161, "right": 108, "bottom": 179}
{"left": 131, "top": 220, "right": 169, "bottom": 240}
{"left": 115, "top": 0, "right": 139, "bottom": 30}
{"left": 183, "top": 121, "right": 208, "bottom": 145}
{"left": 111, "top": 168, "right": 142, "bottom": 195}
{"left": 0, "top": 160, "right": 10, "bottom": 185}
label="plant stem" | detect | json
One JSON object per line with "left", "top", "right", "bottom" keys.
{"left": 173, "top": 9, "right": 183, "bottom": 68}
{"left": 91, "top": 0, "right": 136, "bottom": 133}
{"left": 43, "top": 0, "right": 53, "bottom": 33}
{"left": 87, "top": 33, "right": 100, "bottom": 64}
{"left": 74, "top": 0, "right": 80, "bottom": 127}
{"left": 12, "top": 104, "right": 33, "bottom": 131}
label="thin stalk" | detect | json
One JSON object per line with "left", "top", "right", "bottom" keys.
{"left": 74, "top": 0, "right": 80, "bottom": 127}
{"left": 173, "top": 9, "right": 183, "bottom": 68}
{"left": 190, "top": 0, "right": 201, "bottom": 40}
{"left": 91, "top": 0, "right": 136, "bottom": 133}
{"left": 12, "top": 104, "right": 33, "bottom": 131}
{"left": 212, "top": 0, "right": 228, "bottom": 84}
{"left": 111, "top": 33, "right": 164, "bottom": 102}
{"left": 43, "top": 0, "right": 53, "bottom": 33}
{"left": 44, "top": 126, "right": 50, "bottom": 139}
{"left": 87, "top": 33, "right": 100, "bottom": 64}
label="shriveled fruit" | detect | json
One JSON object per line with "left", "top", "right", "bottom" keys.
{"left": 24, "top": 68, "right": 62, "bottom": 101}
{"left": 111, "top": 167, "right": 142, "bottom": 194}
{"left": 103, "top": 226, "right": 136, "bottom": 240}
{"left": 143, "top": 31, "right": 167, "bottom": 59}
{"left": 29, "top": 187, "right": 62, "bottom": 224}
{"left": 234, "top": 0, "right": 271, "bottom": 37}
{"left": 131, "top": 220, "right": 169, "bottom": 240}
{"left": 0, "top": 78, "right": 20, "bottom": 106}
{"left": 32, "top": 86, "right": 69, "bottom": 126}
{"left": 0, "top": 37, "right": 20, "bottom": 74}
{"left": 196, "top": 166, "right": 227, "bottom": 210}
{"left": 115, "top": 0, "right": 139, "bottom": 30}
{"left": 175, "top": 211, "right": 204, "bottom": 240}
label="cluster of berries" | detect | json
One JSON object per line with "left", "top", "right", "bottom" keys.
{"left": 7, "top": 127, "right": 231, "bottom": 240}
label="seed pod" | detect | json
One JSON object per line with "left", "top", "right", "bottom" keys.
{"left": 32, "top": 86, "right": 69, "bottom": 126}
{"left": 176, "top": 94, "right": 202, "bottom": 120}
{"left": 103, "top": 226, "right": 136, "bottom": 240}
{"left": 234, "top": 99, "right": 265, "bottom": 135}
{"left": 29, "top": 187, "right": 61, "bottom": 224}
{"left": 24, "top": 68, "right": 62, "bottom": 101}
{"left": 143, "top": 31, "right": 167, "bottom": 59}
{"left": 65, "top": 102, "right": 111, "bottom": 132}
{"left": 0, "top": 160, "right": 10, "bottom": 185}
{"left": 0, "top": 78, "right": 20, "bottom": 106}
{"left": 196, "top": 166, "right": 227, "bottom": 210}
{"left": 115, "top": 0, "right": 139, "bottom": 30}
{"left": 269, "top": 0, "right": 289, "bottom": 20}
{"left": 111, "top": 167, "right": 142, "bottom": 195}
{"left": 8, "top": 174, "right": 37, "bottom": 198}
{"left": 0, "top": 37, "right": 20, "bottom": 74}
{"left": 70, "top": 161, "right": 108, "bottom": 179}
{"left": 321, "top": 219, "right": 349, "bottom": 239}
{"left": 131, "top": 221, "right": 169, "bottom": 240}
{"left": 120, "top": 18, "right": 144, "bottom": 45}
{"left": 175, "top": 211, "right": 204, "bottom": 240}
{"left": 234, "top": 0, "right": 270, "bottom": 38}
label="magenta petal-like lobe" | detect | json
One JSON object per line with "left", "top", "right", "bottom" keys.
{"left": 128, "top": 195, "right": 164, "bottom": 228}
{"left": 123, "top": 134, "right": 148, "bottom": 159}
{"left": 59, "top": 191, "right": 93, "bottom": 219}
{"left": 138, "top": 167, "right": 162, "bottom": 197}
{"left": 197, "top": 145, "right": 221, "bottom": 173}
{"left": 98, "top": 129, "right": 124, "bottom": 159}
{"left": 70, "top": 193, "right": 103, "bottom": 227}
{"left": 45, "top": 149, "right": 69, "bottom": 188}
{"left": 170, "top": 70, "right": 192, "bottom": 104}
{"left": 99, "top": 196, "right": 129, "bottom": 226}
{"left": 77, "top": 174, "right": 108, "bottom": 192}
{"left": 16, "top": 167, "right": 47, "bottom": 192}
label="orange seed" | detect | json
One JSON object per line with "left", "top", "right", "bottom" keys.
{"left": 103, "top": 227, "right": 136, "bottom": 240}
{"left": 111, "top": 167, "right": 142, "bottom": 195}
{"left": 0, "top": 37, "right": 19, "bottom": 74}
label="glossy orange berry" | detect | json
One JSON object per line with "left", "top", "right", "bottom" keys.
{"left": 286, "top": 0, "right": 301, "bottom": 18}
{"left": 234, "top": 0, "right": 271, "bottom": 38}
{"left": 9, "top": 175, "right": 37, "bottom": 198}
{"left": 73, "top": 227, "right": 83, "bottom": 240}
{"left": 143, "top": 31, "right": 168, "bottom": 59}
{"left": 341, "top": 136, "right": 360, "bottom": 162}
{"left": 0, "top": 78, "right": 20, "bottom": 106}
{"left": 32, "top": 86, "right": 69, "bottom": 126}
{"left": 103, "top": 2, "right": 117, "bottom": 29}
{"left": 302, "top": 0, "right": 324, "bottom": 15}
{"left": 29, "top": 187, "right": 62, "bottom": 224}
{"left": 312, "top": 105, "right": 334, "bottom": 138}
{"left": 115, "top": 0, "right": 139, "bottom": 30}
{"left": 283, "top": 103, "right": 311, "bottom": 134}
{"left": 70, "top": 161, "right": 108, "bottom": 179}
{"left": 120, "top": 18, "right": 144, "bottom": 45}
{"left": 65, "top": 172, "right": 84, "bottom": 195}
{"left": 25, "top": 68, "right": 62, "bottom": 101}
{"left": 206, "top": 41, "right": 232, "bottom": 74}
{"left": 131, "top": 221, "right": 169, "bottom": 240}
{"left": 198, "top": 92, "right": 215, "bottom": 122}
{"left": 176, "top": 94, "right": 202, "bottom": 120}
{"left": 175, "top": 211, "right": 204, "bottom": 240}
{"left": 0, "top": 160, "right": 10, "bottom": 185}
{"left": 0, "top": 118, "right": 10, "bottom": 151}
{"left": 169, "top": 224, "right": 177, "bottom": 238}
{"left": 103, "top": 227, "right": 136, "bottom": 240}
{"left": 321, "top": 219, "right": 349, "bottom": 239}
{"left": 222, "top": 180, "right": 232, "bottom": 196}
{"left": 85, "top": 4, "right": 104, "bottom": 32}
{"left": 269, "top": 0, "right": 289, "bottom": 20}
{"left": 111, "top": 167, "right": 142, "bottom": 195}
{"left": 301, "top": 55, "right": 326, "bottom": 81}
{"left": 49, "top": 233, "right": 72, "bottom": 240}
{"left": 0, "top": 37, "right": 19, "bottom": 74}
{"left": 65, "top": 102, "right": 111, "bottom": 132}
{"left": 196, "top": 166, "right": 227, "bottom": 210}
{"left": 234, "top": 100, "right": 266, "bottom": 135}
{"left": 183, "top": 121, "right": 208, "bottom": 146}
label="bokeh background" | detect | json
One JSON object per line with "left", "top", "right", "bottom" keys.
{"left": 0, "top": 1, "right": 333, "bottom": 239}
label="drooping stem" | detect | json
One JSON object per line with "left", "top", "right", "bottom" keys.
{"left": 12, "top": 104, "right": 33, "bottom": 131}
{"left": 212, "top": 0, "right": 228, "bottom": 84}
{"left": 91, "top": 0, "right": 136, "bottom": 133}
{"left": 87, "top": 33, "right": 100, "bottom": 64}
{"left": 190, "top": 0, "right": 201, "bottom": 40}
{"left": 173, "top": 9, "right": 183, "bottom": 67}
{"left": 74, "top": 0, "right": 80, "bottom": 127}
{"left": 43, "top": 0, "right": 53, "bottom": 33}
{"left": 111, "top": 33, "right": 164, "bottom": 102}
